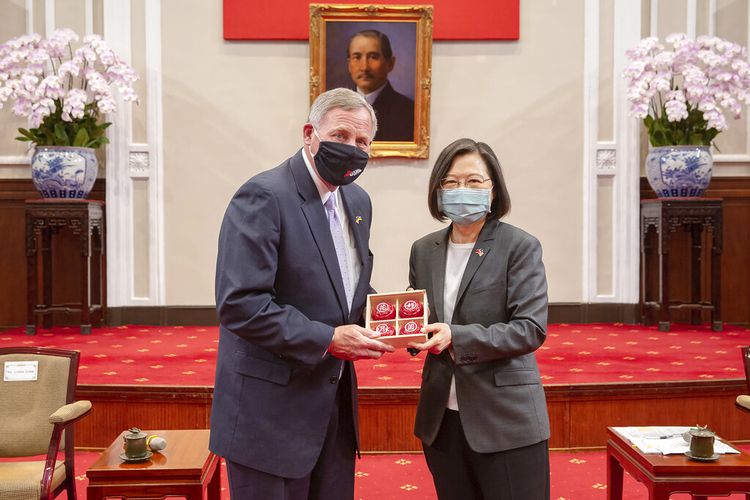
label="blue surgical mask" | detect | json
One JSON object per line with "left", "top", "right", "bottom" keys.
{"left": 438, "top": 188, "right": 491, "bottom": 225}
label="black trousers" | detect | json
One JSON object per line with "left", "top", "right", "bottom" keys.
{"left": 226, "top": 366, "right": 356, "bottom": 500}
{"left": 423, "top": 409, "right": 550, "bottom": 500}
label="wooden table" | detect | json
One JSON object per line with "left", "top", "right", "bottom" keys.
{"left": 607, "top": 427, "right": 750, "bottom": 499}
{"left": 640, "top": 198, "right": 723, "bottom": 332}
{"left": 25, "top": 199, "right": 105, "bottom": 334}
{"left": 86, "top": 429, "right": 220, "bottom": 500}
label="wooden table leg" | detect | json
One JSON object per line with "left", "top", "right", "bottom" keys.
{"left": 207, "top": 458, "right": 222, "bottom": 500}
{"left": 65, "top": 480, "right": 77, "bottom": 500}
{"left": 690, "top": 224, "right": 702, "bottom": 325}
{"left": 607, "top": 447, "right": 623, "bottom": 500}
{"left": 91, "top": 224, "right": 103, "bottom": 327}
{"left": 649, "top": 483, "right": 677, "bottom": 500}
{"left": 658, "top": 225, "right": 671, "bottom": 332}
{"left": 80, "top": 216, "right": 91, "bottom": 335}
{"left": 181, "top": 484, "right": 203, "bottom": 500}
{"left": 640, "top": 222, "right": 650, "bottom": 325}
{"left": 86, "top": 486, "right": 104, "bottom": 500}
{"left": 711, "top": 227, "right": 723, "bottom": 332}
{"left": 41, "top": 228, "right": 53, "bottom": 329}
{"left": 26, "top": 216, "right": 37, "bottom": 335}
{"left": 642, "top": 224, "right": 660, "bottom": 326}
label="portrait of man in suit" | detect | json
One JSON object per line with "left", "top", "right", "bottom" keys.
{"left": 312, "top": 6, "right": 432, "bottom": 157}
{"left": 346, "top": 30, "right": 415, "bottom": 142}
{"left": 322, "top": 20, "right": 419, "bottom": 144}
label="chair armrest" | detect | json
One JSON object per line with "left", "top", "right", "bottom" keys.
{"left": 49, "top": 400, "right": 92, "bottom": 424}
{"left": 736, "top": 395, "right": 750, "bottom": 411}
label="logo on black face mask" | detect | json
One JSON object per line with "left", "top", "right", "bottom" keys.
{"left": 344, "top": 169, "right": 363, "bottom": 178}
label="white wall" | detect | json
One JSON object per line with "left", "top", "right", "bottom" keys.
{"left": 160, "top": 0, "right": 585, "bottom": 305}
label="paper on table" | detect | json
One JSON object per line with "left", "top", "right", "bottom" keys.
{"left": 613, "top": 426, "right": 740, "bottom": 455}
{"left": 614, "top": 426, "right": 689, "bottom": 442}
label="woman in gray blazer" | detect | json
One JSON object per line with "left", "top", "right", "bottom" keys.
{"left": 408, "top": 138, "right": 550, "bottom": 499}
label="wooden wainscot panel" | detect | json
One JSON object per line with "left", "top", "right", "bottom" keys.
{"left": 75, "top": 385, "right": 212, "bottom": 448}
{"left": 546, "top": 400, "right": 570, "bottom": 449}
{"left": 358, "top": 388, "right": 421, "bottom": 453}
{"left": 73, "top": 378, "right": 750, "bottom": 451}
{"left": 547, "top": 379, "right": 749, "bottom": 449}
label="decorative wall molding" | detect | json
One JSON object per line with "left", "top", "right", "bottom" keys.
{"left": 44, "top": 0, "right": 54, "bottom": 36}
{"left": 103, "top": 0, "right": 132, "bottom": 308}
{"left": 145, "top": 0, "right": 166, "bottom": 306}
{"left": 612, "top": 2, "right": 642, "bottom": 305}
{"left": 0, "top": 154, "right": 31, "bottom": 166}
{"left": 708, "top": 0, "right": 717, "bottom": 37}
{"left": 0, "top": 0, "right": 39, "bottom": 167}
{"left": 582, "top": 1, "right": 641, "bottom": 304}
{"left": 103, "top": 0, "right": 164, "bottom": 307}
{"left": 24, "top": 0, "right": 33, "bottom": 35}
{"left": 582, "top": 0, "right": 599, "bottom": 304}
{"left": 595, "top": 148, "right": 616, "bottom": 174}
{"left": 84, "top": 0, "right": 94, "bottom": 36}
{"left": 128, "top": 151, "right": 150, "bottom": 178}
{"left": 686, "top": 0, "right": 697, "bottom": 39}
{"left": 713, "top": 0, "right": 750, "bottom": 165}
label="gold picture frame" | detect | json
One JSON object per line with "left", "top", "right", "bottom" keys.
{"left": 309, "top": 4, "right": 433, "bottom": 159}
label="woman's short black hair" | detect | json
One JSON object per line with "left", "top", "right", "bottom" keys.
{"left": 427, "top": 138, "right": 511, "bottom": 222}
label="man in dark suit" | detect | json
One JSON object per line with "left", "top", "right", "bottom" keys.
{"left": 211, "top": 88, "right": 394, "bottom": 500}
{"left": 347, "top": 29, "right": 415, "bottom": 142}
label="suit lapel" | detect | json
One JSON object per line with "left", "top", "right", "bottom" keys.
{"left": 430, "top": 229, "right": 449, "bottom": 323}
{"left": 339, "top": 186, "right": 368, "bottom": 270}
{"left": 453, "top": 219, "right": 498, "bottom": 312}
{"left": 340, "top": 186, "right": 369, "bottom": 319}
{"left": 291, "top": 151, "right": 349, "bottom": 318}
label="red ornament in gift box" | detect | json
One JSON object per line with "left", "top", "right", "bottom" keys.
{"left": 372, "top": 302, "right": 396, "bottom": 321}
{"left": 399, "top": 299, "right": 424, "bottom": 318}
{"left": 374, "top": 323, "right": 396, "bottom": 337}
{"left": 400, "top": 321, "right": 421, "bottom": 336}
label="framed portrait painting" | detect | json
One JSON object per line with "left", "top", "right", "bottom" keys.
{"left": 309, "top": 4, "right": 433, "bottom": 158}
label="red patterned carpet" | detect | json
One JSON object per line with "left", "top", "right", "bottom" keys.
{"left": 6, "top": 323, "right": 748, "bottom": 498}
{"left": 48, "top": 444, "right": 750, "bottom": 499}
{"left": 1, "top": 323, "right": 749, "bottom": 386}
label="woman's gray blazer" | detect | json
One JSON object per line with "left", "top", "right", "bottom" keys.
{"left": 409, "top": 218, "right": 550, "bottom": 453}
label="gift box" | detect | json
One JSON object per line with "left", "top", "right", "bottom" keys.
{"left": 365, "top": 290, "right": 428, "bottom": 349}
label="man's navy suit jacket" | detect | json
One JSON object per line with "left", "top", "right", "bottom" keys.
{"left": 210, "top": 149, "right": 374, "bottom": 478}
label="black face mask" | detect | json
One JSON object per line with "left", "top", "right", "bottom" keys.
{"left": 312, "top": 139, "right": 369, "bottom": 186}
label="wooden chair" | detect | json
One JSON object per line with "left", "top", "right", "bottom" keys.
{"left": 736, "top": 346, "right": 750, "bottom": 414}
{"left": 0, "top": 347, "right": 92, "bottom": 500}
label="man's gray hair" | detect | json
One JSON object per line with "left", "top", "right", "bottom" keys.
{"left": 308, "top": 88, "right": 378, "bottom": 137}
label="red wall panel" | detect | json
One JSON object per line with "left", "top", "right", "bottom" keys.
{"left": 223, "top": 1, "right": 520, "bottom": 41}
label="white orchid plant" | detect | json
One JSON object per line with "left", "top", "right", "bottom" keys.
{"left": 0, "top": 28, "right": 138, "bottom": 149}
{"left": 624, "top": 33, "right": 750, "bottom": 147}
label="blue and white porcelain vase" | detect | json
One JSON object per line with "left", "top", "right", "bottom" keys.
{"left": 645, "top": 145, "right": 713, "bottom": 198}
{"left": 31, "top": 146, "right": 98, "bottom": 199}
